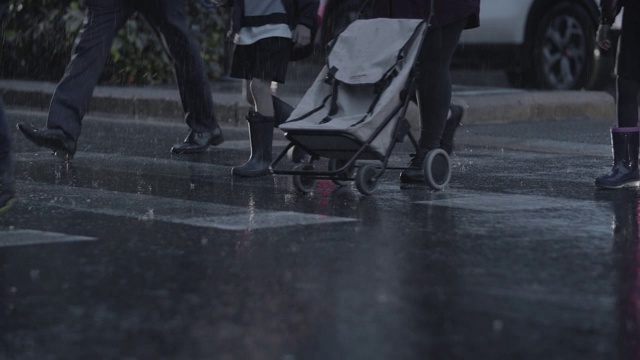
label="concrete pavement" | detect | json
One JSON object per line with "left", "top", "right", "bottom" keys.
{"left": 0, "top": 61, "right": 616, "bottom": 127}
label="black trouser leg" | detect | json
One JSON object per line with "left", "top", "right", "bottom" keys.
{"left": 47, "top": 0, "right": 132, "bottom": 141}
{"left": 231, "top": 112, "right": 275, "bottom": 177}
{"left": 414, "top": 19, "right": 465, "bottom": 150}
{"left": 616, "top": 76, "right": 640, "bottom": 128}
{"left": 140, "top": 0, "right": 218, "bottom": 133}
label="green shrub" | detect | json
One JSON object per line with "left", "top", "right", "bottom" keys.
{"left": 0, "top": 0, "right": 228, "bottom": 85}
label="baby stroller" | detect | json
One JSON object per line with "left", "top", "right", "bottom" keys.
{"left": 271, "top": 17, "right": 452, "bottom": 195}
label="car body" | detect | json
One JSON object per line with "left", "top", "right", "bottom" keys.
{"left": 455, "top": 0, "right": 620, "bottom": 90}
{"left": 319, "top": 0, "right": 621, "bottom": 90}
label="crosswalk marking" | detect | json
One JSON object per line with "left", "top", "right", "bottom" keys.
{"left": 169, "top": 212, "right": 352, "bottom": 231}
{"left": 416, "top": 192, "right": 599, "bottom": 212}
{"left": 21, "top": 182, "right": 356, "bottom": 231}
{"left": 15, "top": 149, "right": 291, "bottom": 187}
{"left": 0, "top": 229, "right": 96, "bottom": 247}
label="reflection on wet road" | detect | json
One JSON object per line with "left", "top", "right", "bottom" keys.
{"left": 0, "top": 111, "right": 638, "bottom": 359}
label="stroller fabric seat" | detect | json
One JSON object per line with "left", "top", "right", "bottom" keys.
{"left": 280, "top": 18, "right": 427, "bottom": 159}
{"left": 328, "top": 18, "right": 425, "bottom": 86}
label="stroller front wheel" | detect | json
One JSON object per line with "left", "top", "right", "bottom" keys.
{"left": 356, "top": 164, "right": 382, "bottom": 195}
{"left": 292, "top": 164, "right": 316, "bottom": 193}
{"left": 422, "top": 149, "right": 451, "bottom": 190}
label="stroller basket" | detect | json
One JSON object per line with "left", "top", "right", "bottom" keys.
{"left": 273, "top": 18, "right": 452, "bottom": 195}
{"left": 280, "top": 18, "right": 426, "bottom": 158}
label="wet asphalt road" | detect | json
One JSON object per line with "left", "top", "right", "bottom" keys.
{"left": 1, "top": 108, "right": 638, "bottom": 360}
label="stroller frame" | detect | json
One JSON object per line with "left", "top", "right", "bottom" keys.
{"left": 271, "top": 19, "right": 452, "bottom": 195}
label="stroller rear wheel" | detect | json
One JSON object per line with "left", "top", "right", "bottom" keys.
{"left": 356, "top": 164, "right": 382, "bottom": 195}
{"left": 328, "top": 158, "right": 355, "bottom": 186}
{"left": 422, "top": 149, "right": 451, "bottom": 190}
{"left": 292, "top": 164, "right": 316, "bottom": 193}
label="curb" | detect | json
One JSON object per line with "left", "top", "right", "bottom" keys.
{"left": 457, "top": 89, "right": 615, "bottom": 124}
{"left": 0, "top": 80, "right": 616, "bottom": 127}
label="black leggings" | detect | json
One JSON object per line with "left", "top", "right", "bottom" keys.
{"left": 617, "top": 77, "right": 640, "bottom": 128}
{"left": 616, "top": 2, "right": 640, "bottom": 128}
{"left": 414, "top": 18, "right": 466, "bottom": 149}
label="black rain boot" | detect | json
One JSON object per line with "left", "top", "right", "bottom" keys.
{"left": 232, "top": 111, "right": 275, "bottom": 177}
{"left": 595, "top": 127, "right": 640, "bottom": 189}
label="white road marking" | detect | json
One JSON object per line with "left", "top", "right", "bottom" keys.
{"left": 416, "top": 192, "right": 599, "bottom": 212}
{"left": 21, "top": 182, "right": 356, "bottom": 231}
{"left": 0, "top": 229, "right": 96, "bottom": 247}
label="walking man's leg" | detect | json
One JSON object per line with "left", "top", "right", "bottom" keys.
{"left": 17, "top": 0, "right": 131, "bottom": 160}
{"left": 140, "top": 0, "right": 223, "bottom": 154}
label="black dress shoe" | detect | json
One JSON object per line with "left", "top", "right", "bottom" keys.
{"left": 440, "top": 104, "right": 466, "bottom": 155}
{"left": 16, "top": 123, "right": 77, "bottom": 160}
{"left": 399, "top": 151, "right": 426, "bottom": 183}
{"left": 170, "top": 125, "right": 224, "bottom": 154}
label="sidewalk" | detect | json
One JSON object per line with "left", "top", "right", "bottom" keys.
{"left": 0, "top": 62, "right": 616, "bottom": 127}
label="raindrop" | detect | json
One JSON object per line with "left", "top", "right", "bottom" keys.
{"left": 30, "top": 269, "right": 40, "bottom": 280}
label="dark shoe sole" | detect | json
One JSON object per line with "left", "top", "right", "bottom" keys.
{"left": 170, "top": 134, "right": 224, "bottom": 154}
{"left": 231, "top": 167, "right": 272, "bottom": 178}
{"left": 595, "top": 180, "right": 640, "bottom": 189}
{"left": 17, "top": 124, "right": 76, "bottom": 160}
{"left": 231, "top": 162, "right": 272, "bottom": 177}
